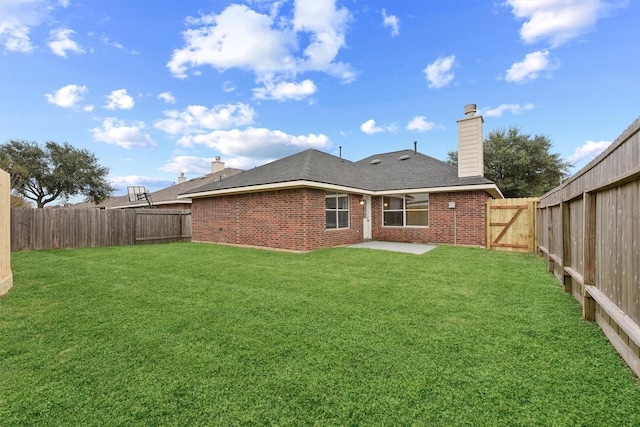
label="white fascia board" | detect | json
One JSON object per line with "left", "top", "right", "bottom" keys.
{"left": 180, "top": 180, "right": 372, "bottom": 199}
{"left": 181, "top": 181, "right": 503, "bottom": 199}
{"left": 370, "top": 183, "right": 503, "bottom": 199}
{"left": 375, "top": 184, "right": 504, "bottom": 199}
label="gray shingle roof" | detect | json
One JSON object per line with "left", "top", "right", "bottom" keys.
{"left": 356, "top": 150, "right": 494, "bottom": 191}
{"left": 182, "top": 149, "right": 498, "bottom": 197}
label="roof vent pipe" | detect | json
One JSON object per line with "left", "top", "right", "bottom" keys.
{"left": 414, "top": 140, "right": 417, "bottom": 153}
{"left": 464, "top": 104, "right": 477, "bottom": 117}
{"left": 339, "top": 146, "right": 342, "bottom": 158}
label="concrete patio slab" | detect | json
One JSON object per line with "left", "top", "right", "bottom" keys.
{"left": 348, "top": 241, "right": 437, "bottom": 255}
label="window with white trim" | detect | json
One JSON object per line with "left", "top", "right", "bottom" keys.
{"left": 383, "top": 193, "right": 429, "bottom": 227}
{"left": 326, "top": 193, "right": 349, "bottom": 229}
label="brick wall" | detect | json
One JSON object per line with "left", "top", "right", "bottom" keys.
{"left": 371, "top": 191, "right": 490, "bottom": 246}
{"left": 192, "top": 188, "right": 490, "bottom": 251}
{"left": 192, "top": 188, "right": 364, "bottom": 252}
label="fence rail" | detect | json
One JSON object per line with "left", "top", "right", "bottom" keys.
{"left": 10, "top": 208, "right": 191, "bottom": 252}
{"left": 537, "top": 117, "right": 640, "bottom": 377}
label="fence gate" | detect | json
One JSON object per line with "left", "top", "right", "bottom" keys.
{"left": 486, "top": 198, "right": 539, "bottom": 253}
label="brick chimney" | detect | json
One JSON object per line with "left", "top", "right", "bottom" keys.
{"left": 211, "top": 156, "right": 224, "bottom": 174}
{"left": 456, "top": 104, "right": 484, "bottom": 178}
{"left": 178, "top": 172, "right": 186, "bottom": 184}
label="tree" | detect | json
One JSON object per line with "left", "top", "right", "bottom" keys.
{"left": 447, "top": 126, "right": 572, "bottom": 198}
{"left": 10, "top": 194, "right": 31, "bottom": 208}
{"left": 0, "top": 140, "right": 114, "bottom": 208}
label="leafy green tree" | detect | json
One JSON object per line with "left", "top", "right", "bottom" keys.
{"left": 0, "top": 140, "right": 114, "bottom": 208}
{"left": 447, "top": 126, "right": 572, "bottom": 198}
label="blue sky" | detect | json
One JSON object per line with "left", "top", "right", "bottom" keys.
{"left": 1, "top": 0, "right": 638, "bottom": 201}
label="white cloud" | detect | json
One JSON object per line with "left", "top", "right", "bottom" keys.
{"left": 222, "top": 81, "right": 236, "bottom": 93}
{"left": 360, "top": 119, "right": 383, "bottom": 135}
{"left": 155, "top": 103, "right": 256, "bottom": 135}
{"left": 176, "top": 127, "right": 331, "bottom": 160}
{"left": 48, "top": 28, "right": 85, "bottom": 57}
{"left": 167, "top": 0, "right": 355, "bottom": 88}
{"left": 1, "top": 22, "right": 32, "bottom": 52}
{"left": 253, "top": 79, "right": 317, "bottom": 101}
{"left": 505, "top": 50, "right": 556, "bottom": 83}
{"left": 167, "top": 4, "right": 296, "bottom": 78}
{"left": 566, "top": 140, "right": 611, "bottom": 164}
{"left": 360, "top": 119, "right": 396, "bottom": 135}
{"left": 382, "top": 8, "right": 400, "bottom": 37}
{"left": 292, "top": 0, "right": 353, "bottom": 79}
{"left": 406, "top": 116, "right": 436, "bottom": 132}
{"left": 160, "top": 154, "right": 262, "bottom": 175}
{"left": 424, "top": 55, "right": 456, "bottom": 88}
{"left": 224, "top": 156, "right": 272, "bottom": 170}
{"left": 109, "top": 175, "right": 173, "bottom": 194}
{"left": 505, "top": 0, "right": 617, "bottom": 48}
{"left": 91, "top": 117, "right": 157, "bottom": 149}
{"left": 100, "top": 35, "right": 124, "bottom": 50}
{"left": 105, "top": 89, "right": 135, "bottom": 110}
{"left": 481, "top": 103, "right": 534, "bottom": 117}
{"left": 158, "top": 92, "right": 176, "bottom": 104}
{"left": 44, "top": 84, "right": 87, "bottom": 108}
{"left": 160, "top": 155, "right": 218, "bottom": 175}
{"left": 0, "top": 0, "right": 52, "bottom": 53}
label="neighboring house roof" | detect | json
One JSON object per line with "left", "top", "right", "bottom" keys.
{"left": 180, "top": 149, "right": 503, "bottom": 199}
{"left": 75, "top": 168, "right": 243, "bottom": 209}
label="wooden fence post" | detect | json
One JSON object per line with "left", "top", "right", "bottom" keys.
{"left": 582, "top": 191, "right": 597, "bottom": 321}
{"left": 562, "top": 201, "right": 572, "bottom": 293}
{"left": 0, "top": 169, "right": 12, "bottom": 296}
{"left": 547, "top": 207, "right": 553, "bottom": 273}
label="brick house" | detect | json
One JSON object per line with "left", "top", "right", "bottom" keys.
{"left": 181, "top": 105, "right": 503, "bottom": 252}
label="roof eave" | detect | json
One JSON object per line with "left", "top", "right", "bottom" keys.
{"left": 375, "top": 183, "right": 503, "bottom": 199}
{"left": 181, "top": 180, "right": 371, "bottom": 199}
{"left": 182, "top": 181, "right": 503, "bottom": 199}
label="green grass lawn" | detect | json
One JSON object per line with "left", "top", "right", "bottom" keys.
{"left": 1, "top": 243, "right": 639, "bottom": 426}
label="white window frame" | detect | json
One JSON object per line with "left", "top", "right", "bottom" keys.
{"left": 326, "top": 192, "right": 350, "bottom": 230}
{"left": 382, "top": 193, "right": 429, "bottom": 227}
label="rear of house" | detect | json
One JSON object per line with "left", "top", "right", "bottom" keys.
{"left": 181, "top": 105, "right": 502, "bottom": 252}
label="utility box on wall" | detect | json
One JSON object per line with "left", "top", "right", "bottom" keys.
{"left": 0, "top": 168, "right": 13, "bottom": 296}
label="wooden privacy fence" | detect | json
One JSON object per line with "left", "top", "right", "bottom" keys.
{"left": 486, "top": 198, "right": 539, "bottom": 253}
{"left": 537, "top": 117, "right": 640, "bottom": 377}
{"left": 0, "top": 169, "right": 12, "bottom": 296}
{"left": 10, "top": 208, "right": 191, "bottom": 252}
